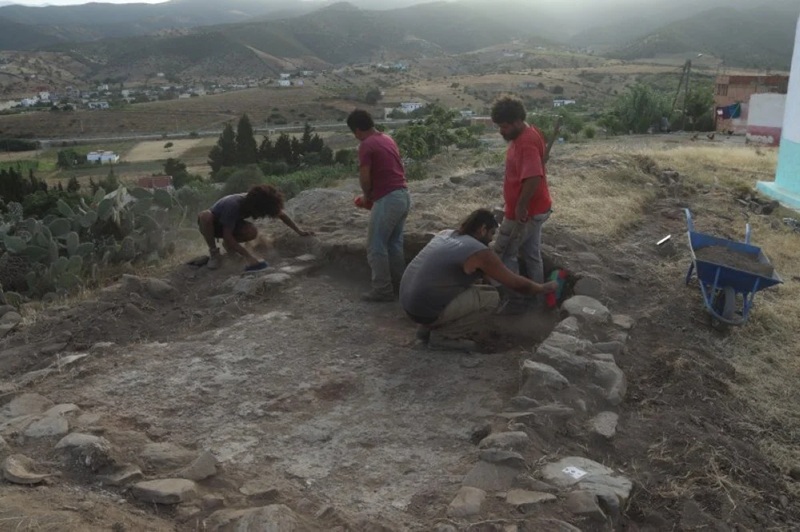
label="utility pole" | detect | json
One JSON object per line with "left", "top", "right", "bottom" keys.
{"left": 683, "top": 60, "right": 691, "bottom": 129}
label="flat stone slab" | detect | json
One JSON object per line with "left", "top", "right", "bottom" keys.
{"left": 521, "top": 360, "right": 569, "bottom": 391}
{"left": 3, "top": 454, "right": 53, "bottom": 485}
{"left": 588, "top": 412, "right": 619, "bottom": 439}
{"left": 206, "top": 505, "right": 301, "bottom": 531}
{"left": 0, "top": 311, "right": 22, "bottom": 338}
{"left": 554, "top": 317, "right": 580, "bottom": 335}
{"left": 506, "top": 489, "right": 557, "bottom": 511}
{"left": 447, "top": 486, "right": 486, "bottom": 517}
{"left": 592, "top": 361, "right": 627, "bottom": 406}
{"left": 1, "top": 393, "right": 54, "bottom": 420}
{"left": 613, "top": 314, "right": 635, "bottom": 330}
{"left": 140, "top": 442, "right": 196, "bottom": 470}
{"left": 99, "top": 464, "right": 144, "bottom": 486}
{"left": 541, "top": 332, "right": 591, "bottom": 356}
{"left": 55, "top": 432, "right": 114, "bottom": 470}
{"left": 479, "top": 449, "right": 526, "bottom": 470}
{"left": 573, "top": 277, "right": 604, "bottom": 299}
{"left": 24, "top": 414, "right": 69, "bottom": 438}
{"left": 478, "top": 431, "right": 530, "bottom": 451}
{"left": 462, "top": 461, "right": 519, "bottom": 491}
{"left": 540, "top": 456, "right": 615, "bottom": 489}
{"left": 175, "top": 451, "right": 218, "bottom": 481}
{"left": 132, "top": 479, "right": 198, "bottom": 504}
{"left": 562, "top": 296, "right": 611, "bottom": 323}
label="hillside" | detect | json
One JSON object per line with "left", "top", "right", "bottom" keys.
{"left": 610, "top": 4, "right": 799, "bottom": 69}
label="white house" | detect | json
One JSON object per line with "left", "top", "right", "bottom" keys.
{"left": 38, "top": 91, "right": 51, "bottom": 102}
{"left": 97, "top": 84, "right": 109, "bottom": 92}
{"left": 87, "top": 151, "right": 120, "bottom": 164}
{"left": 278, "top": 80, "right": 291, "bottom": 87}
{"left": 279, "top": 73, "right": 291, "bottom": 80}
{"left": 400, "top": 102, "right": 425, "bottom": 113}
{"left": 553, "top": 99, "right": 576, "bottom": 108}
{"left": 20, "top": 98, "right": 38, "bottom": 107}
{"left": 293, "top": 80, "right": 304, "bottom": 87}
{"left": 87, "top": 101, "right": 110, "bottom": 110}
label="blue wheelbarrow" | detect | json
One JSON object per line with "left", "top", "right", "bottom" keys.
{"left": 684, "top": 209, "right": 782, "bottom": 327}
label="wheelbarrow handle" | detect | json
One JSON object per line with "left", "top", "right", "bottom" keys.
{"left": 745, "top": 223, "right": 751, "bottom": 245}
{"left": 684, "top": 208, "right": 694, "bottom": 233}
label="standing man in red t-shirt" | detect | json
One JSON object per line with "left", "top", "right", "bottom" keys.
{"left": 347, "top": 109, "right": 411, "bottom": 302}
{"left": 490, "top": 96, "right": 553, "bottom": 312}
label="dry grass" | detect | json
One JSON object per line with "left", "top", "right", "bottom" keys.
{"left": 124, "top": 138, "right": 206, "bottom": 162}
{"left": 642, "top": 143, "right": 800, "bottom": 485}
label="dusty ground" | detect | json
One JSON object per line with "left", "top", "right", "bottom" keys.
{"left": 1, "top": 134, "right": 800, "bottom": 530}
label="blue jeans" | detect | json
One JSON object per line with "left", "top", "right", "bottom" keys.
{"left": 367, "top": 188, "right": 411, "bottom": 295}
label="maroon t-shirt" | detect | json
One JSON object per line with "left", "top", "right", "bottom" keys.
{"left": 358, "top": 131, "right": 407, "bottom": 201}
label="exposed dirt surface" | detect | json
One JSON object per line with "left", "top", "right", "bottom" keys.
{"left": 1, "top": 145, "right": 799, "bottom": 531}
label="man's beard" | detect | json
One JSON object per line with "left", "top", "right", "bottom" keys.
{"left": 501, "top": 126, "right": 523, "bottom": 141}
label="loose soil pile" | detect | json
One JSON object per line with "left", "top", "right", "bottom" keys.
{"left": 695, "top": 245, "right": 775, "bottom": 278}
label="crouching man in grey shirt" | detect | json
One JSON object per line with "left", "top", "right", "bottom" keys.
{"left": 399, "top": 208, "right": 557, "bottom": 351}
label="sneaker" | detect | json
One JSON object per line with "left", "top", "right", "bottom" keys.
{"left": 361, "top": 290, "right": 395, "bottom": 302}
{"left": 207, "top": 250, "right": 222, "bottom": 270}
{"left": 428, "top": 334, "right": 477, "bottom": 352}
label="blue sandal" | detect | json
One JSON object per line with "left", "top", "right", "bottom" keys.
{"left": 244, "top": 260, "right": 269, "bottom": 272}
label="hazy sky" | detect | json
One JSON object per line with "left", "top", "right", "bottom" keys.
{"left": 1, "top": 0, "right": 167, "bottom": 5}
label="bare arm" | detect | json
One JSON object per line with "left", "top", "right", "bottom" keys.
{"left": 464, "top": 249, "right": 555, "bottom": 296}
{"left": 278, "top": 211, "right": 314, "bottom": 236}
{"left": 359, "top": 164, "right": 373, "bottom": 200}
{"left": 515, "top": 176, "right": 541, "bottom": 222}
{"left": 222, "top": 228, "right": 259, "bottom": 264}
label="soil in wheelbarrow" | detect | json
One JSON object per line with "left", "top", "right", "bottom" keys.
{"left": 695, "top": 245, "right": 775, "bottom": 277}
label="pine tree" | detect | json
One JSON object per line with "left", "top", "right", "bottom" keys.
{"left": 274, "top": 133, "right": 293, "bottom": 164}
{"left": 300, "top": 122, "right": 313, "bottom": 154}
{"left": 258, "top": 136, "right": 274, "bottom": 162}
{"left": 67, "top": 176, "right": 80, "bottom": 193}
{"left": 235, "top": 114, "right": 258, "bottom": 165}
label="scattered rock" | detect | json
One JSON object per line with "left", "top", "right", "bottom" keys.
{"left": 43, "top": 404, "right": 80, "bottom": 417}
{"left": 206, "top": 504, "right": 301, "bottom": 531}
{"left": 132, "top": 478, "right": 198, "bottom": 504}
{"left": 140, "top": 442, "right": 196, "bottom": 470}
{"left": 479, "top": 449, "right": 526, "bottom": 469}
{"left": 176, "top": 504, "right": 202, "bottom": 523}
{"left": 506, "top": 489, "right": 557, "bottom": 512}
{"left": 2, "top": 454, "right": 53, "bottom": 484}
{"left": 573, "top": 277, "right": 603, "bottom": 299}
{"left": 521, "top": 361, "right": 569, "bottom": 393}
{"left": 478, "top": 431, "right": 530, "bottom": 451}
{"left": 541, "top": 332, "right": 591, "bottom": 356}
{"left": 54, "top": 353, "right": 89, "bottom": 370}
{"left": 592, "top": 361, "right": 627, "bottom": 406}
{"left": 534, "top": 343, "right": 589, "bottom": 376}
{"left": 591, "top": 353, "right": 616, "bottom": 363}
{"left": 562, "top": 296, "right": 611, "bottom": 323}
{"left": 588, "top": 412, "right": 619, "bottom": 439}
{"left": 462, "top": 461, "right": 519, "bottom": 491}
{"left": 201, "top": 494, "right": 226, "bottom": 510}
{"left": 565, "top": 490, "right": 607, "bottom": 520}
{"left": 510, "top": 396, "right": 541, "bottom": 409}
{"left": 1, "top": 393, "right": 54, "bottom": 420}
{"left": 540, "top": 456, "right": 615, "bottom": 489}
{"left": 295, "top": 254, "right": 317, "bottom": 262}
{"left": 122, "top": 275, "right": 178, "bottom": 301}
{"left": 23, "top": 414, "right": 69, "bottom": 438}
{"left": 0, "top": 304, "right": 15, "bottom": 318}
{"left": 175, "top": 451, "right": 218, "bottom": 481}
{"left": 0, "top": 414, "right": 37, "bottom": 437}
{"left": 99, "top": 464, "right": 144, "bottom": 486}
{"left": 55, "top": 432, "right": 114, "bottom": 470}
{"left": 578, "top": 473, "right": 633, "bottom": 504}
{"left": 469, "top": 423, "right": 492, "bottom": 445}
{"left": 239, "top": 479, "right": 280, "bottom": 500}
{"left": 612, "top": 314, "right": 635, "bottom": 330}
{"left": 513, "top": 476, "right": 558, "bottom": 493}
{"left": 526, "top": 520, "right": 582, "bottom": 532}
{"left": 554, "top": 317, "right": 580, "bottom": 335}
{"left": 447, "top": 486, "right": 486, "bottom": 517}
{"left": 0, "top": 311, "right": 22, "bottom": 338}
{"left": 280, "top": 265, "right": 314, "bottom": 275}
{"left": 789, "top": 466, "right": 800, "bottom": 481}
{"left": 590, "top": 341, "right": 625, "bottom": 356}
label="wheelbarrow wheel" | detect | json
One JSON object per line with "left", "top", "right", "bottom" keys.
{"left": 711, "top": 286, "right": 736, "bottom": 328}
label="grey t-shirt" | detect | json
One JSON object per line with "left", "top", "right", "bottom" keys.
{"left": 399, "top": 229, "right": 488, "bottom": 320}
{"left": 210, "top": 193, "right": 246, "bottom": 229}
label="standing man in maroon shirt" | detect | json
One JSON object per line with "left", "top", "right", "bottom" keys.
{"left": 490, "top": 96, "right": 553, "bottom": 313}
{"left": 347, "top": 109, "right": 411, "bottom": 302}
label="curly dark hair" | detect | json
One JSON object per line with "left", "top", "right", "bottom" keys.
{"left": 241, "top": 184, "right": 284, "bottom": 219}
{"left": 346, "top": 109, "right": 375, "bottom": 132}
{"left": 491, "top": 96, "right": 527, "bottom": 124}
{"left": 458, "top": 208, "right": 499, "bottom": 236}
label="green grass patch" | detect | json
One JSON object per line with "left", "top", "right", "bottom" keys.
{"left": 0, "top": 159, "right": 57, "bottom": 173}
{"left": 263, "top": 165, "right": 354, "bottom": 198}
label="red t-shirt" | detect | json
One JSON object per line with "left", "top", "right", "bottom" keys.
{"left": 358, "top": 132, "right": 407, "bottom": 201}
{"left": 503, "top": 125, "right": 552, "bottom": 220}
